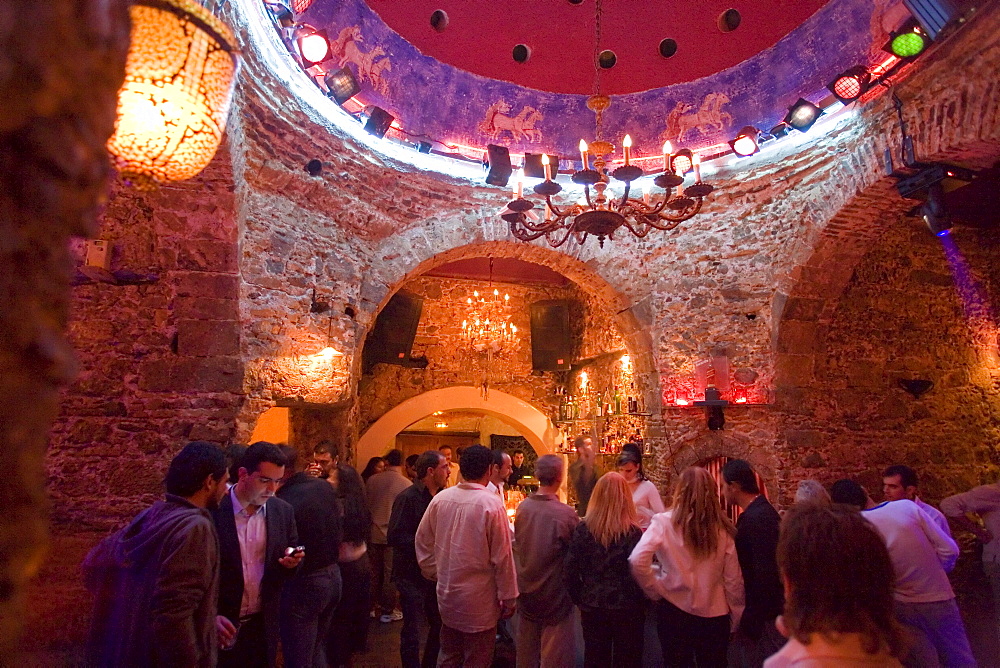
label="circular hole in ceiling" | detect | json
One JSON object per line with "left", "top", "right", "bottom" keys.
{"left": 658, "top": 38, "right": 678, "bottom": 58}
{"left": 718, "top": 8, "right": 742, "bottom": 32}
{"left": 598, "top": 50, "right": 617, "bottom": 69}
{"left": 430, "top": 9, "right": 449, "bottom": 32}
{"left": 568, "top": 0, "right": 584, "bottom": 4}
{"left": 512, "top": 44, "right": 531, "bottom": 64}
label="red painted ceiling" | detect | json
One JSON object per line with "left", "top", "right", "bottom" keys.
{"left": 365, "top": 0, "right": 830, "bottom": 95}
{"left": 424, "top": 257, "right": 570, "bottom": 286}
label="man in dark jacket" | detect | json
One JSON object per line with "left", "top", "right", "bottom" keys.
{"left": 722, "top": 459, "right": 784, "bottom": 667}
{"left": 83, "top": 441, "right": 229, "bottom": 667}
{"left": 276, "top": 446, "right": 343, "bottom": 668}
{"left": 213, "top": 441, "right": 302, "bottom": 668}
{"left": 387, "top": 450, "right": 450, "bottom": 668}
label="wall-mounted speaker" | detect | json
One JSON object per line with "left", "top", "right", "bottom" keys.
{"left": 362, "top": 290, "right": 424, "bottom": 373}
{"left": 485, "top": 144, "right": 513, "bottom": 187}
{"left": 529, "top": 300, "right": 573, "bottom": 371}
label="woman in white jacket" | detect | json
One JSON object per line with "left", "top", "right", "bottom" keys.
{"left": 629, "top": 466, "right": 744, "bottom": 667}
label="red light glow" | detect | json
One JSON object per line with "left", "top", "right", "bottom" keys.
{"left": 675, "top": 397, "right": 691, "bottom": 406}
{"left": 833, "top": 76, "right": 863, "bottom": 100}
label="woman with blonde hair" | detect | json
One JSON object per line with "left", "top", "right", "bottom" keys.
{"left": 565, "top": 472, "right": 645, "bottom": 667}
{"left": 629, "top": 467, "right": 745, "bottom": 667}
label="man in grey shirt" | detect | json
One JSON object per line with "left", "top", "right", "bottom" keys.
{"left": 513, "top": 454, "right": 580, "bottom": 668}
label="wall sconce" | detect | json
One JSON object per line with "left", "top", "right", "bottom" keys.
{"left": 694, "top": 385, "right": 729, "bottom": 430}
{"left": 579, "top": 371, "right": 589, "bottom": 390}
{"left": 108, "top": 0, "right": 239, "bottom": 189}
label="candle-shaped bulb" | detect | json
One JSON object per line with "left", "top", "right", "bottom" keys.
{"left": 504, "top": 293, "right": 510, "bottom": 301}
{"left": 662, "top": 141, "right": 672, "bottom": 172}
{"left": 493, "top": 288, "right": 499, "bottom": 296}
{"left": 511, "top": 324, "right": 517, "bottom": 334}
{"left": 692, "top": 153, "right": 702, "bottom": 182}
{"left": 643, "top": 184, "right": 651, "bottom": 205}
{"left": 623, "top": 134, "right": 632, "bottom": 165}
{"left": 579, "top": 139, "right": 589, "bottom": 170}
{"left": 514, "top": 169, "right": 523, "bottom": 198}
{"left": 541, "top": 153, "right": 551, "bottom": 181}
{"left": 473, "top": 290, "right": 479, "bottom": 298}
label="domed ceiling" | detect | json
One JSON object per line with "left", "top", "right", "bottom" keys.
{"left": 286, "top": 0, "right": 902, "bottom": 163}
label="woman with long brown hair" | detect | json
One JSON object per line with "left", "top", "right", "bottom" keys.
{"left": 565, "top": 472, "right": 645, "bottom": 667}
{"left": 629, "top": 467, "right": 744, "bottom": 667}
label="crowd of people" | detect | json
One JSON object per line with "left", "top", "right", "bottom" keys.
{"left": 82, "top": 434, "right": 999, "bottom": 667}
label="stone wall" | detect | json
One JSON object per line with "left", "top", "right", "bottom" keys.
{"left": 49, "top": 157, "right": 244, "bottom": 530}
{"left": 779, "top": 217, "right": 1000, "bottom": 505}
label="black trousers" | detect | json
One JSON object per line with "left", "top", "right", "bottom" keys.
{"left": 580, "top": 605, "right": 644, "bottom": 667}
{"left": 327, "top": 554, "right": 373, "bottom": 667}
{"left": 218, "top": 612, "right": 268, "bottom": 668}
{"left": 396, "top": 576, "right": 441, "bottom": 668}
{"left": 655, "top": 599, "right": 730, "bottom": 668}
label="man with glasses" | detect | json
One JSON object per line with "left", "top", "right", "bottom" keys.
{"left": 213, "top": 441, "right": 302, "bottom": 667}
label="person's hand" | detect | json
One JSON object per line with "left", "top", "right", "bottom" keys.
{"left": 305, "top": 462, "right": 324, "bottom": 477}
{"left": 216, "top": 615, "right": 237, "bottom": 648}
{"left": 975, "top": 527, "right": 994, "bottom": 544}
{"left": 279, "top": 547, "right": 304, "bottom": 569}
{"left": 499, "top": 598, "right": 517, "bottom": 619}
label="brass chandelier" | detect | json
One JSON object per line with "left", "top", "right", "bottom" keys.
{"left": 500, "top": 0, "right": 714, "bottom": 248}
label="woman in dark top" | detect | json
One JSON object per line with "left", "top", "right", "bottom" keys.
{"left": 566, "top": 471, "right": 645, "bottom": 667}
{"left": 327, "top": 464, "right": 373, "bottom": 667}
{"left": 360, "top": 456, "right": 384, "bottom": 484}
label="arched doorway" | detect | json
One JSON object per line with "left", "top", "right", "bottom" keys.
{"left": 355, "top": 386, "right": 560, "bottom": 465}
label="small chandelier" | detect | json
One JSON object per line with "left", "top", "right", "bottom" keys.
{"left": 460, "top": 258, "right": 519, "bottom": 397}
{"left": 107, "top": 0, "right": 240, "bottom": 189}
{"left": 461, "top": 264, "right": 518, "bottom": 354}
{"left": 501, "top": 95, "right": 714, "bottom": 248}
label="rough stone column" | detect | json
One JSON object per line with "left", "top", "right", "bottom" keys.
{"left": 0, "top": 0, "right": 129, "bottom": 654}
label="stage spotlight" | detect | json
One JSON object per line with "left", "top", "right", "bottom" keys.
{"left": 522, "top": 153, "right": 560, "bottom": 179}
{"left": 485, "top": 145, "right": 514, "bottom": 187}
{"left": 363, "top": 106, "right": 394, "bottom": 138}
{"left": 828, "top": 66, "right": 871, "bottom": 104}
{"left": 729, "top": 126, "right": 760, "bottom": 157}
{"left": 671, "top": 148, "right": 694, "bottom": 175}
{"left": 922, "top": 184, "right": 953, "bottom": 236}
{"left": 784, "top": 98, "right": 823, "bottom": 132}
{"left": 296, "top": 27, "right": 331, "bottom": 67}
{"left": 769, "top": 123, "right": 790, "bottom": 139}
{"left": 324, "top": 67, "right": 360, "bottom": 105}
{"left": 884, "top": 19, "right": 929, "bottom": 58}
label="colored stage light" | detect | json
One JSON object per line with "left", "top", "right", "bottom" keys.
{"left": 324, "top": 67, "right": 360, "bottom": 105}
{"left": 784, "top": 98, "right": 823, "bottom": 132}
{"left": 828, "top": 66, "right": 871, "bottom": 103}
{"left": 671, "top": 148, "right": 694, "bottom": 175}
{"left": 729, "top": 126, "right": 760, "bottom": 157}
{"left": 297, "top": 28, "right": 331, "bottom": 66}
{"left": 885, "top": 20, "right": 929, "bottom": 58}
{"left": 363, "top": 106, "right": 395, "bottom": 138}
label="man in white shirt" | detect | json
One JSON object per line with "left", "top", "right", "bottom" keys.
{"left": 416, "top": 444, "right": 518, "bottom": 667}
{"left": 882, "top": 464, "right": 952, "bottom": 537}
{"left": 367, "top": 449, "right": 413, "bottom": 622}
{"left": 831, "top": 479, "right": 974, "bottom": 667}
{"left": 942, "top": 478, "right": 1000, "bottom": 649}
{"left": 486, "top": 450, "right": 512, "bottom": 499}
{"left": 439, "top": 445, "right": 460, "bottom": 487}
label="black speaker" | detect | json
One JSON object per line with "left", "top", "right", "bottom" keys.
{"left": 522, "top": 153, "right": 560, "bottom": 179}
{"left": 364, "top": 106, "right": 394, "bottom": 138}
{"left": 529, "top": 300, "right": 573, "bottom": 371}
{"left": 485, "top": 144, "right": 513, "bottom": 187}
{"left": 362, "top": 290, "right": 424, "bottom": 373}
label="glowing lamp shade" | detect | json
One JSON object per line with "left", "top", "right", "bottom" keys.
{"left": 291, "top": 0, "right": 316, "bottom": 12}
{"left": 784, "top": 98, "right": 823, "bottom": 132}
{"left": 108, "top": 0, "right": 238, "bottom": 189}
{"left": 828, "top": 66, "right": 871, "bottom": 103}
{"left": 729, "top": 126, "right": 759, "bottom": 157}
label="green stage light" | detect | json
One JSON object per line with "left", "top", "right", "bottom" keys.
{"left": 891, "top": 31, "right": 926, "bottom": 57}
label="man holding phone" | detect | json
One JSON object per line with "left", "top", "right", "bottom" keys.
{"left": 213, "top": 441, "right": 302, "bottom": 667}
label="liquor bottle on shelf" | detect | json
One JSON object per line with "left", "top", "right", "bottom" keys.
{"left": 571, "top": 395, "right": 580, "bottom": 419}
{"left": 613, "top": 385, "right": 622, "bottom": 415}
{"left": 596, "top": 395, "right": 603, "bottom": 417}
